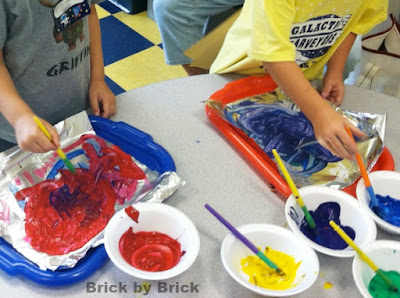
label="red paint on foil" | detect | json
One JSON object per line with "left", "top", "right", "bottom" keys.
{"left": 15, "top": 134, "right": 147, "bottom": 255}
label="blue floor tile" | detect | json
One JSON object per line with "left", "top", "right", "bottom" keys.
{"left": 105, "top": 76, "right": 125, "bottom": 95}
{"left": 100, "top": 16, "right": 154, "bottom": 66}
{"left": 98, "top": 0, "right": 122, "bottom": 14}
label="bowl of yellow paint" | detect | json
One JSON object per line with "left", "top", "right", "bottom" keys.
{"left": 285, "top": 185, "right": 377, "bottom": 257}
{"left": 220, "top": 224, "right": 319, "bottom": 296}
{"left": 352, "top": 240, "right": 400, "bottom": 298}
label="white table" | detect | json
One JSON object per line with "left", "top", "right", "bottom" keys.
{"left": 1, "top": 74, "right": 399, "bottom": 297}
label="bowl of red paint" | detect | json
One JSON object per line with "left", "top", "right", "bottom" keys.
{"left": 104, "top": 202, "right": 200, "bottom": 280}
{"left": 285, "top": 185, "right": 377, "bottom": 257}
{"left": 356, "top": 171, "right": 400, "bottom": 235}
{"left": 352, "top": 240, "right": 400, "bottom": 298}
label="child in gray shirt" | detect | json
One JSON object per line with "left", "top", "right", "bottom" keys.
{"left": 0, "top": 0, "right": 116, "bottom": 152}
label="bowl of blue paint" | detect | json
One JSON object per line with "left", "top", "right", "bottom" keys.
{"left": 285, "top": 185, "right": 377, "bottom": 257}
{"left": 356, "top": 171, "right": 400, "bottom": 235}
{"left": 352, "top": 240, "right": 400, "bottom": 298}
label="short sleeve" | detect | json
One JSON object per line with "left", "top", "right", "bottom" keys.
{"left": 0, "top": 2, "right": 8, "bottom": 48}
{"left": 249, "top": 0, "right": 297, "bottom": 62}
{"left": 352, "top": 0, "right": 388, "bottom": 35}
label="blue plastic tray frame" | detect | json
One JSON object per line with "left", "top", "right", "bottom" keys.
{"left": 0, "top": 116, "right": 176, "bottom": 286}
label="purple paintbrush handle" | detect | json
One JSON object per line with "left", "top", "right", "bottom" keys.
{"left": 204, "top": 204, "right": 259, "bottom": 254}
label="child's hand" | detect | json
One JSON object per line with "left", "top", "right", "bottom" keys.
{"left": 321, "top": 73, "right": 345, "bottom": 106}
{"left": 311, "top": 105, "right": 366, "bottom": 160}
{"left": 89, "top": 80, "right": 116, "bottom": 118}
{"left": 14, "top": 114, "right": 59, "bottom": 153}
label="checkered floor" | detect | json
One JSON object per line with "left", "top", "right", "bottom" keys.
{"left": 96, "top": 1, "right": 186, "bottom": 96}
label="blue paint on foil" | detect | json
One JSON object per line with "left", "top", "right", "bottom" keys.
{"left": 225, "top": 100, "right": 342, "bottom": 176}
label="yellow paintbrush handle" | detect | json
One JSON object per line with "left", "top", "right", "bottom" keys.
{"left": 56, "top": 148, "right": 67, "bottom": 160}
{"left": 272, "top": 149, "right": 305, "bottom": 207}
{"left": 33, "top": 115, "right": 52, "bottom": 141}
{"left": 329, "top": 221, "right": 379, "bottom": 271}
{"left": 34, "top": 116, "right": 64, "bottom": 157}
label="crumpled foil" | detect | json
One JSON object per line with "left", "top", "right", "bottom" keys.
{"left": 206, "top": 86, "right": 385, "bottom": 189}
{"left": 0, "top": 111, "right": 185, "bottom": 271}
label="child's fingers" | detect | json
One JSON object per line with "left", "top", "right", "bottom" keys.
{"left": 335, "top": 128, "right": 359, "bottom": 160}
{"left": 347, "top": 121, "right": 366, "bottom": 139}
{"left": 89, "top": 97, "right": 101, "bottom": 116}
{"left": 328, "top": 136, "right": 354, "bottom": 160}
{"left": 101, "top": 97, "right": 116, "bottom": 118}
{"left": 320, "top": 83, "right": 332, "bottom": 99}
{"left": 47, "top": 125, "right": 60, "bottom": 148}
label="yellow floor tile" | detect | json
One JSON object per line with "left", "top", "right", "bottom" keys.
{"left": 113, "top": 11, "right": 162, "bottom": 45}
{"left": 105, "top": 46, "right": 186, "bottom": 90}
{"left": 95, "top": 4, "right": 111, "bottom": 19}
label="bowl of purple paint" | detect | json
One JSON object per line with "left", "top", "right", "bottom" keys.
{"left": 356, "top": 170, "right": 400, "bottom": 235}
{"left": 285, "top": 185, "right": 377, "bottom": 257}
{"left": 352, "top": 240, "right": 400, "bottom": 298}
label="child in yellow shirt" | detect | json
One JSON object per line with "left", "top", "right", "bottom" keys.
{"left": 210, "top": 0, "right": 388, "bottom": 160}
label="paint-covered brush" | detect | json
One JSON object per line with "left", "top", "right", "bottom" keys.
{"left": 33, "top": 116, "right": 76, "bottom": 173}
{"left": 329, "top": 220, "right": 398, "bottom": 293}
{"left": 204, "top": 203, "right": 283, "bottom": 274}
{"left": 272, "top": 149, "right": 316, "bottom": 229}
{"left": 345, "top": 126, "right": 378, "bottom": 207}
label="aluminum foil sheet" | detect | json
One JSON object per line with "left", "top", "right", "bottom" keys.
{"left": 207, "top": 87, "right": 385, "bottom": 189}
{"left": 0, "top": 111, "right": 185, "bottom": 271}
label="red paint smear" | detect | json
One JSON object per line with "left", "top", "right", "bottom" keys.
{"left": 125, "top": 206, "right": 139, "bottom": 222}
{"left": 15, "top": 135, "right": 147, "bottom": 255}
{"left": 15, "top": 169, "right": 116, "bottom": 255}
{"left": 34, "top": 162, "right": 54, "bottom": 178}
{"left": 119, "top": 228, "right": 182, "bottom": 272}
{"left": 22, "top": 172, "right": 35, "bottom": 184}
{"left": 14, "top": 177, "right": 22, "bottom": 186}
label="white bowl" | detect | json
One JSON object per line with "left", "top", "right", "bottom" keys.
{"left": 285, "top": 185, "right": 377, "bottom": 257}
{"left": 104, "top": 202, "right": 200, "bottom": 280}
{"left": 352, "top": 240, "right": 400, "bottom": 298}
{"left": 356, "top": 170, "right": 400, "bottom": 235}
{"left": 221, "top": 224, "right": 319, "bottom": 297}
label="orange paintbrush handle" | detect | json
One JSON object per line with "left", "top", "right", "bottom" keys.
{"left": 345, "top": 126, "right": 371, "bottom": 187}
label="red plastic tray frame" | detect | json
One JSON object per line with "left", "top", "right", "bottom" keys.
{"left": 206, "top": 75, "right": 395, "bottom": 200}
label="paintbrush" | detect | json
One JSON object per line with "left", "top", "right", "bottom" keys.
{"left": 204, "top": 203, "right": 283, "bottom": 274}
{"left": 33, "top": 116, "right": 76, "bottom": 173}
{"left": 345, "top": 127, "right": 378, "bottom": 207}
{"left": 329, "top": 220, "right": 398, "bottom": 292}
{"left": 272, "top": 149, "right": 316, "bottom": 229}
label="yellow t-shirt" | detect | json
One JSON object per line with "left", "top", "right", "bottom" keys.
{"left": 210, "top": 0, "right": 388, "bottom": 79}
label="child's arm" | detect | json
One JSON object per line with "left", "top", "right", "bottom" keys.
{"left": 263, "top": 61, "right": 365, "bottom": 160}
{"left": 0, "top": 49, "right": 59, "bottom": 152}
{"left": 321, "top": 33, "right": 358, "bottom": 106}
{"left": 88, "top": 4, "right": 116, "bottom": 118}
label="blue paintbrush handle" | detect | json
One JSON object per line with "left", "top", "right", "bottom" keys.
{"left": 366, "top": 186, "right": 378, "bottom": 207}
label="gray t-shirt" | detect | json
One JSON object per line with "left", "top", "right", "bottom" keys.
{"left": 0, "top": 0, "right": 103, "bottom": 143}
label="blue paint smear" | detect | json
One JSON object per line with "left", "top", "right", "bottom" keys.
{"left": 371, "top": 194, "right": 400, "bottom": 227}
{"left": 300, "top": 202, "right": 356, "bottom": 249}
{"left": 225, "top": 101, "right": 342, "bottom": 176}
{"left": 47, "top": 149, "right": 85, "bottom": 179}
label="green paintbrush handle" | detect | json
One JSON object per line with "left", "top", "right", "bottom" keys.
{"left": 301, "top": 206, "right": 316, "bottom": 229}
